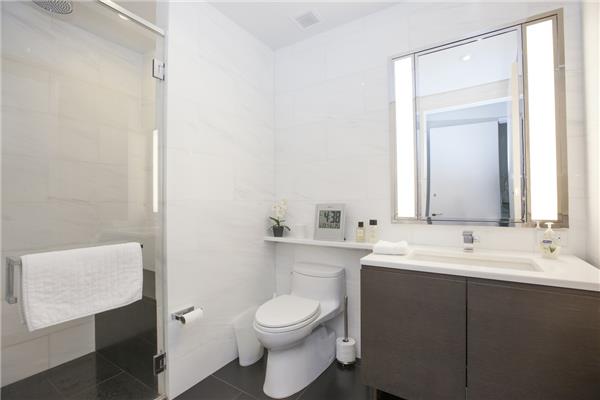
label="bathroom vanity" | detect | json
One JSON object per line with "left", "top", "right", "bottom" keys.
{"left": 360, "top": 248, "right": 600, "bottom": 400}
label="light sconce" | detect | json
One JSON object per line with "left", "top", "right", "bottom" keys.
{"left": 393, "top": 55, "right": 417, "bottom": 219}
{"left": 524, "top": 17, "right": 560, "bottom": 221}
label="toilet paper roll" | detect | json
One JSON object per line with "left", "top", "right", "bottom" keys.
{"left": 180, "top": 308, "right": 204, "bottom": 325}
{"left": 336, "top": 337, "right": 356, "bottom": 365}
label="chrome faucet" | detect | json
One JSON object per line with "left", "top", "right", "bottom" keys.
{"left": 463, "top": 230, "right": 479, "bottom": 252}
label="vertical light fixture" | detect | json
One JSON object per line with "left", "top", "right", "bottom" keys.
{"left": 394, "top": 56, "right": 416, "bottom": 218}
{"left": 152, "top": 129, "right": 159, "bottom": 213}
{"left": 525, "top": 18, "right": 558, "bottom": 221}
{"left": 510, "top": 61, "right": 522, "bottom": 220}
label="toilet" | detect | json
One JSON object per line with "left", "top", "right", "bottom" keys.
{"left": 253, "top": 263, "right": 345, "bottom": 399}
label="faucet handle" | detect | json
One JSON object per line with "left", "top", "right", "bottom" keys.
{"left": 462, "top": 230, "right": 478, "bottom": 251}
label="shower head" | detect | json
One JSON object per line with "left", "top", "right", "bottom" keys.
{"left": 32, "top": 0, "right": 73, "bottom": 15}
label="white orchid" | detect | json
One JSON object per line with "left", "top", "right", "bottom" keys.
{"left": 270, "top": 199, "right": 290, "bottom": 231}
{"left": 272, "top": 199, "right": 288, "bottom": 219}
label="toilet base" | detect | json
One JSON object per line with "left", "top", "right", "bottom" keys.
{"left": 263, "top": 325, "right": 335, "bottom": 399}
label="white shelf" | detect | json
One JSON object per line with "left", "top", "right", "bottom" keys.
{"left": 264, "top": 236, "right": 374, "bottom": 250}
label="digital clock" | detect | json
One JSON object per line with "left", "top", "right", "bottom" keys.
{"left": 314, "top": 204, "right": 346, "bottom": 241}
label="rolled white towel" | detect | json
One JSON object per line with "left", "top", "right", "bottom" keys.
{"left": 373, "top": 240, "right": 409, "bottom": 255}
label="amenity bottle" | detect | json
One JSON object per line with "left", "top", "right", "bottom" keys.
{"left": 356, "top": 222, "right": 365, "bottom": 242}
{"left": 367, "top": 220, "right": 379, "bottom": 243}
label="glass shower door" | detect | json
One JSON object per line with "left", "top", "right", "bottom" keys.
{"left": 1, "top": 1, "right": 166, "bottom": 398}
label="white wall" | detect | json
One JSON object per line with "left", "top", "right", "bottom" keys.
{"left": 429, "top": 121, "right": 501, "bottom": 220}
{"left": 164, "top": 3, "right": 275, "bottom": 398}
{"left": 1, "top": 2, "right": 157, "bottom": 385}
{"left": 583, "top": 2, "right": 600, "bottom": 268}
{"left": 274, "top": 2, "right": 589, "bottom": 354}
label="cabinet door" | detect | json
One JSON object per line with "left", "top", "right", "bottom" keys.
{"left": 467, "top": 279, "right": 600, "bottom": 400}
{"left": 361, "top": 266, "right": 466, "bottom": 400}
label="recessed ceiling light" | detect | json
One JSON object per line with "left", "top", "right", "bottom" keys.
{"left": 118, "top": 13, "right": 130, "bottom": 21}
{"left": 461, "top": 54, "right": 471, "bottom": 62}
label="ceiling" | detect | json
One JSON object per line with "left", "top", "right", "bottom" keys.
{"left": 210, "top": 2, "right": 397, "bottom": 49}
{"left": 114, "top": 0, "right": 157, "bottom": 25}
{"left": 417, "top": 29, "right": 520, "bottom": 97}
{"left": 27, "top": 1, "right": 397, "bottom": 53}
{"left": 21, "top": 1, "right": 160, "bottom": 53}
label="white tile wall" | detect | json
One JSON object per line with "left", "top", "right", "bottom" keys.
{"left": 48, "top": 321, "right": 95, "bottom": 368}
{"left": 1, "top": 2, "right": 157, "bottom": 385}
{"left": 164, "top": 3, "right": 275, "bottom": 398}
{"left": 273, "top": 2, "right": 592, "bottom": 351}
{"left": 1, "top": 337, "right": 49, "bottom": 385}
{"left": 583, "top": 2, "right": 600, "bottom": 268}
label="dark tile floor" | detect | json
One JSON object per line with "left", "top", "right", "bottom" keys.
{"left": 1, "top": 351, "right": 158, "bottom": 400}
{"left": 176, "top": 356, "right": 375, "bottom": 400}
{"left": 98, "top": 334, "right": 158, "bottom": 390}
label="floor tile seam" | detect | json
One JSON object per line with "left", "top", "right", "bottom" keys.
{"left": 45, "top": 354, "right": 124, "bottom": 399}
{"left": 210, "top": 373, "right": 306, "bottom": 400}
{"left": 64, "top": 371, "right": 126, "bottom": 399}
{"left": 43, "top": 374, "right": 69, "bottom": 400}
{"left": 210, "top": 373, "right": 260, "bottom": 400}
{"left": 95, "top": 352, "right": 158, "bottom": 394}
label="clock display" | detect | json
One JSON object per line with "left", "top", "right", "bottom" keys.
{"left": 318, "top": 210, "right": 341, "bottom": 229}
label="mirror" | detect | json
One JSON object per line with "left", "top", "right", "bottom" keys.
{"left": 391, "top": 10, "right": 568, "bottom": 227}
{"left": 417, "top": 28, "right": 523, "bottom": 224}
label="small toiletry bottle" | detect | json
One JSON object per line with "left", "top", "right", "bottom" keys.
{"left": 355, "top": 221, "right": 365, "bottom": 243}
{"left": 540, "top": 222, "right": 560, "bottom": 258}
{"left": 367, "top": 219, "right": 379, "bottom": 243}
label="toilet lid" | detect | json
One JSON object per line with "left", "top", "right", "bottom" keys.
{"left": 255, "top": 295, "right": 320, "bottom": 329}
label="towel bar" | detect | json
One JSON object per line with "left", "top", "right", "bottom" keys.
{"left": 4, "top": 243, "right": 143, "bottom": 305}
{"left": 5, "top": 257, "right": 20, "bottom": 304}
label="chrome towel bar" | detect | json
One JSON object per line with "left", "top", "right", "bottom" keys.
{"left": 5, "top": 257, "right": 20, "bottom": 304}
{"left": 4, "top": 243, "right": 143, "bottom": 305}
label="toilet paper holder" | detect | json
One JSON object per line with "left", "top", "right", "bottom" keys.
{"left": 171, "top": 306, "right": 198, "bottom": 324}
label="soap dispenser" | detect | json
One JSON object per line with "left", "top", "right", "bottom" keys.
{"left": 540, "top": 222, "right": 560, "bottom": 258}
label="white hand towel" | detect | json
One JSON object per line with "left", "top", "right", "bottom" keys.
{"left": 373, "top": 240, "right": 410, "bottom": 255}
{"left": 21, "top": 242, "right": 143, "bottom": 331}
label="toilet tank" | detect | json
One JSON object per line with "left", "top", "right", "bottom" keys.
{"left": 291, "top": 263, "right": 345, "bottom": 305}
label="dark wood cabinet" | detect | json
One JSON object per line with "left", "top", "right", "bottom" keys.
{"left": 361, "top": 266, "right": 467, "bottom": 400}
{"left": 467, "top": 279, "right": 600, "bottom": 400}
{"left": 361, "top": 266, "right": 600, "bottom": 400}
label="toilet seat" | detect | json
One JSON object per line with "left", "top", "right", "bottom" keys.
{"left": 255, "top": 295, "right": 320, "bottom": 332}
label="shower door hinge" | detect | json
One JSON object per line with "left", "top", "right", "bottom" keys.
{"left": 153, "top": 352, "right": 167, "bottom": 375}
{"left": 152, "top": 59, "right": 165, "bottom": 80}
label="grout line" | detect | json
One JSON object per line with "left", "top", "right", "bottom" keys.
{"left": 65, "top": 371, "right": 126, "bottom": 399}
{"left": 45, "top": 353, "right": 123, "bottom": 399}
{"left": 210, "top": 374, "right": 261, "bottom": 400}
{"left": 95, "top": 351, "right": 159, "bottom": 395}
{"left": 44, "top": 375, "right": 69, "bottom": 400}
{"left": 211, "top": 371, "right": 306, "bottom": 400}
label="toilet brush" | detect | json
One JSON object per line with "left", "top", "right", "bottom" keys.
{"left": 336, "top": 296, "right": 356, "bottom": 366}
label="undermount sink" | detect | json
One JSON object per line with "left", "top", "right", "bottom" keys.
{"left": 407, "top": 251, "right": 541, "bottom": 272}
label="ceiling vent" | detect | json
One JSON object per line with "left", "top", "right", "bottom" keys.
{"left": 294, "top": 11, "right": 320, "bottom": 30}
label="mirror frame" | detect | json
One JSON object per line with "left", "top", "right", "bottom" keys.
{"left": 389, "top": 8, "right": 568, "bottom": 228}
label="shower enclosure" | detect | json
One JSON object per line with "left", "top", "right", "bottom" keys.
{"left": 1, "top": 1, "right": 166, "bottom": 399}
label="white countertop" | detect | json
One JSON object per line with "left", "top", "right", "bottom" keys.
{"left": 361, "top": 246, "right": 600, "bottom": 292}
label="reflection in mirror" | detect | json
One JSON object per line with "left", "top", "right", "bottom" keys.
{"left": 416, "top": 28, "right": 523, "bottom": 223}
{"left": 416, "top": 28, "right": 524, "bottom": 224}
{"left": 391, "top": 10, "right": 568, "bottom": 227}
